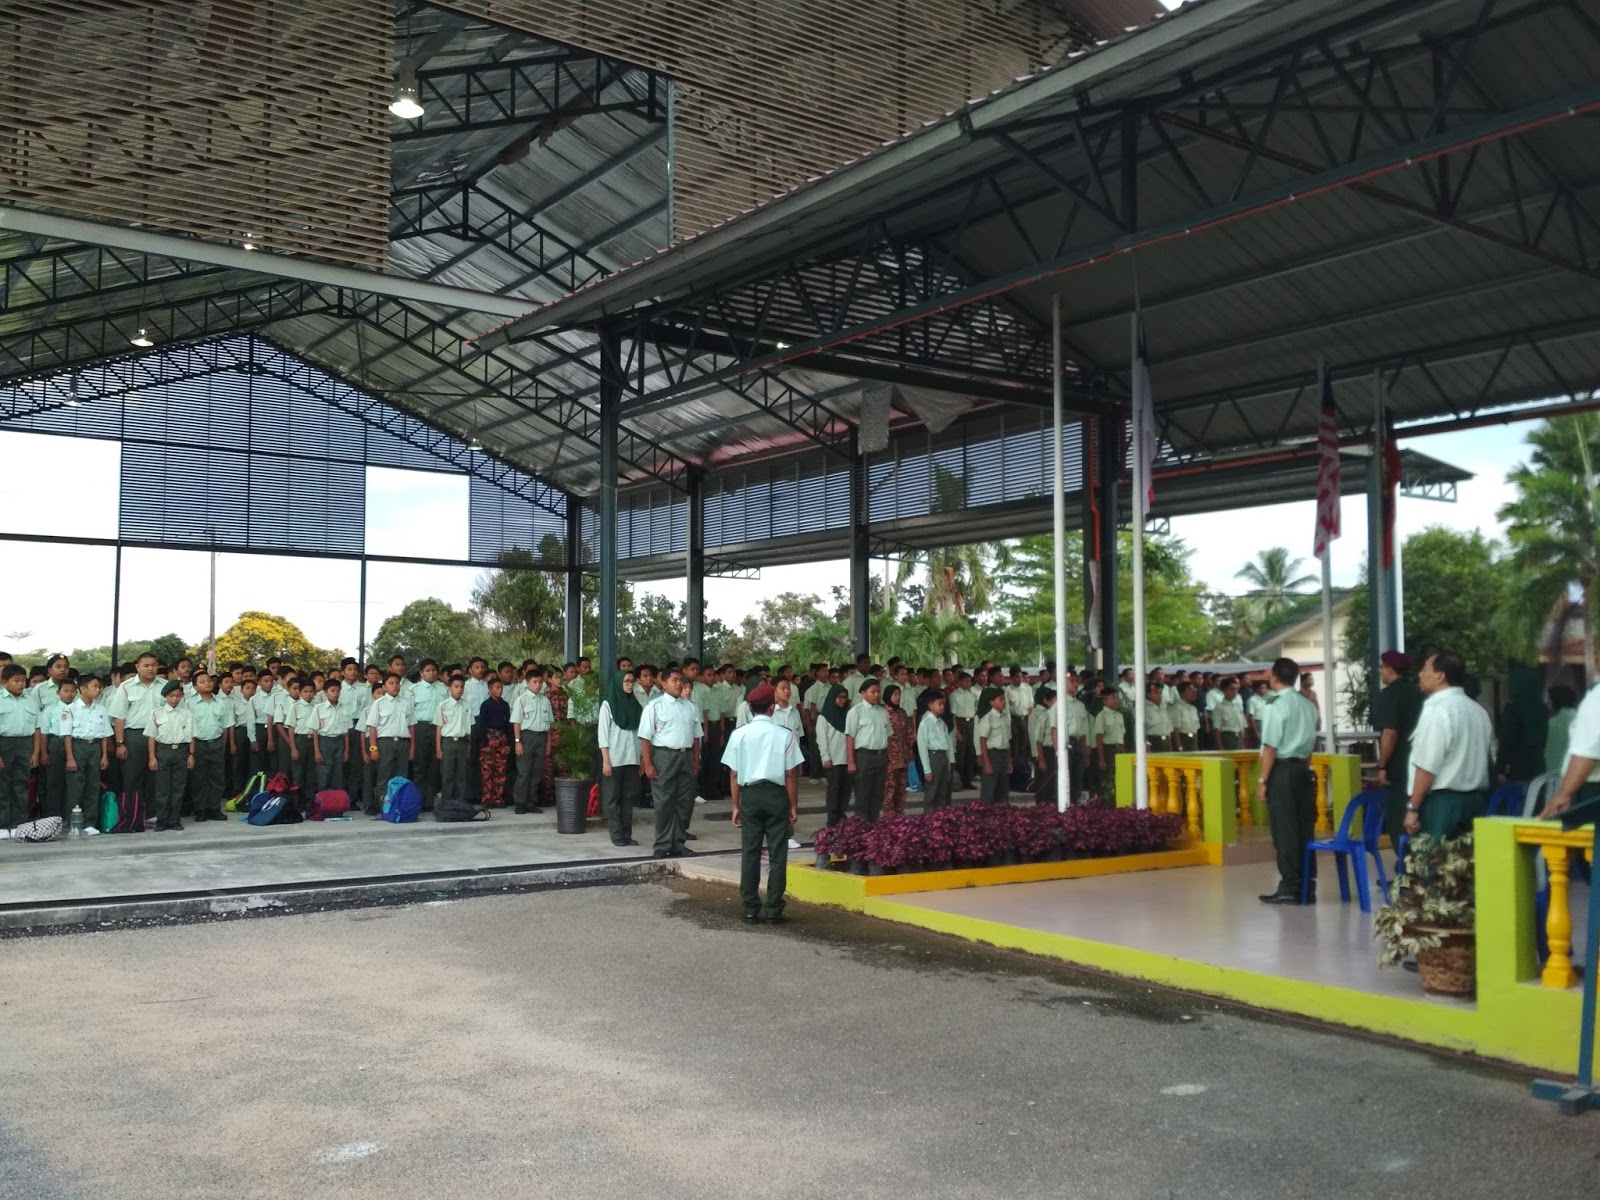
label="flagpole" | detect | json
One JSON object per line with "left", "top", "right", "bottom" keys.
{"left": 1373, "top": 370, "right": 1389, "bottom": 659}
{"left": 1318, "top": 362, "right": 1336, "bottom": 754}
{"left": 1130, "top": 305, "right": 1149, "bottom": 811}
{"left": 1051, "top": 295, "right": 1071, "bottom": 813}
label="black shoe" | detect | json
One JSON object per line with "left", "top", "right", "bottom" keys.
{"left": 529, "top": 806, "right": 544, "bottom": 815}
{"left": 671, "top": 845, "right": 696, "bottom": 857}
{"left": 683, "top": 832, "right": 698, "bottom": 841}
{"left": 1259, "top": 890, "right": 1299, "bottom": 905}
{"left": 623, "top": 838, "right": 638, "bottom": 846}
{"left": 762, "top": 913, "right": 789, "bottom": 925}
{"left": 167, "top": 821, "right": 185, "bottom": 832}
{"left": 742, "top": 911, "right": 761, "bottom": 923}
{"left": 514, "top": 804, "right": 529, "bottom": 815}
{"left": 612, "top": 838, "right": 630, "bottom": 847}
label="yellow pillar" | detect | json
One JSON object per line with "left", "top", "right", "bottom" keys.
{"left": 1312, "top": 760, "right": 1332, "bottom": 834}
{"left": 1182, "top": 766, "right": 1202, "bottom": 838}
{"left": 1541, "top": 845, "right": 1579, "bottom": 989}
{"left": 1162, "top": 764, "right": 1182, "bottom": 817}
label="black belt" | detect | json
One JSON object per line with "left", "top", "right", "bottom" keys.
{"left": 1275, "top": 756, "right": 1309, "bottom": 765}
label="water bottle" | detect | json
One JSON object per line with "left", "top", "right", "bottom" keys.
{"left": 69, "top": 805, "right": 83, "bottom": 839}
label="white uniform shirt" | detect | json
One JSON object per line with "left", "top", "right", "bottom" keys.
{"left": 916, "top": 711, "right": 952, "bottom": 773}
{"left": 1005, "top": 682, "right": 1035, "bottom": 718}
{"left": 1408, "top": 686, "right": 1493, "bottom": 794}
{"left": 1560, "top": 684, "right": 1600, "bottom": 784}
{"left": 948, "top": 688, "right": 977, "bottom": 720}
{"left": 106, "top": 676, "right": 163, "bottom": 734}
{"left": 817, "top": 716, "right": 848, "bottom": 767}
{"left": 145, "top": 702, "right": 194, "bottom": 746}
{"left": 365, "top": 693, "right": 413, "bottom": 739}
{"left": 845, "top": 702, "right": 890, "bottom": 751}
{"left": 1061, "top": 694, "right": 1090, "bottom": 739}
{"left": 71, "top": 698, "right": 112, "bottom": 743}
{"left": 512, "top": 689, "right": 553, "bottom": 732}
{"left": 436, "top": 696, "right": 472, "bottom": 739}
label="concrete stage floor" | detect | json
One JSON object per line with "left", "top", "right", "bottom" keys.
{"left": 4, "top": 879, "right": 1594, "bottom": 1200}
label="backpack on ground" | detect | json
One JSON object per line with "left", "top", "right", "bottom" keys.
{"left": 226, "top": 770, "right": 266, "bottom": 813}
{"left": 99, "top": 789, "right": 119, "bottom": 833}
{"left": 109, "top": 790, "right": 145, "bottom": 834}
{"left": 380, "top": 777, "right": 422, "bottom": 824}
{"left": 246, "top": 792, "right": 304, "bottom": 826}
{"left": 15, "top": 816, "right": 63, "bottom": 843}
{"left": 309, "top": 790, "right": 350, "bottom": 821}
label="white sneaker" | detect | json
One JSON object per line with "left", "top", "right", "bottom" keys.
{"left": 83, "top": 826, "right": 101, "bottom": 836}
{"left": 694, "top": 796, "right": 708, "bottom": 805}
{"left": 0, "top": 829, "right": 9, "bottom": 840}
{"left": 787, "top": 838, "right": 801, "bottom": 850}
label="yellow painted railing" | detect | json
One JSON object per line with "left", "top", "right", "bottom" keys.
{"left": 1513, "top": 823, "right": 1595, "bottom": 990}
{"left": 1117, "top": 751, "right": 1362, "bottom": 847}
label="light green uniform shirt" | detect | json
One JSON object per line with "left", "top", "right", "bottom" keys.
{"left": 0, "top": 690, "right": 40, "bottom": 737}
{"left": 844, "top": 701, "right": 890, "bottom": 751}
{"left": 1143, "top": 699, "right": 1172, "bottom": 739}
{"left": 688, "top": 681, "right": 712, "bottom": 728}
{"left": 974, "top": 708, "right": 1010, "bottom": 750}
{"left": 803, "top": 680, "right": 830, "bottom": 713}
{"left": 948, "top": 688, "right": 977, "bottom": 720}
{"left": 720, "top": 713, "right": 803, "bottom": 786}
{"left": 1061, "top": 695, "right": 1090, "bottom": 739}
{"left": 365, "top": 693, "right": 412, "bottom": 739}
{"left": 512, "top": 689, "right": 553, "bottom": 732}
{"left": 410, "top": 680, "right": 445, "bottom": 725}
{"left": 1260, "top": 687, "right": 1317, "bottom": 759}
{"left": 187, "top": 694, "right": 230, "bottom": 741}
{"left": 145, "top": 702, "right": 194, "bottom": 746}
{"left": 1170, "top": 699, "right": 1199, "bottom": 737}
{"left": 597, "top": 700, "right": 640, "bottom": 767}
{"left": 316, "top": 701, "right": 353, "bottom": 740}
{"left": 1094, "top": 706, "right": 1125, "bottom": 748}
{"left": 1212, "top": 696, "right": 1246, "bottom": 734}
{"left": 640, "top": 694, "right": 699, "bottom": 750}
{"left": 916, "top": 711, "right": 952, "bottom": 774}
{"left": 842, "top": 671, "right": 866, "bottom": 701}
{"left": 436, "top": 695, "right": 472, "bottom": 739}
{"left": 1407, "top": 686, "right": 1491, "bottom": 793}
{"left": 106, "top": 676, "right": 163, "bottom": 733}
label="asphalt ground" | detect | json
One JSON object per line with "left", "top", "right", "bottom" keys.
{"left": 2, "top": 879, "right": 1596, "bottom": 1199}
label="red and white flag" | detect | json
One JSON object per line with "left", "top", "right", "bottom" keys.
{"left": 1313, "top": 370, "right": 1341, "bottom": 559}
{"left": 1381, "top": 412, "right": 1404, "bottom": 569}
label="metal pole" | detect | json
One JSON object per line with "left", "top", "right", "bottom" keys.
{"left": 849, "top": 432, "right": 871, "bottom": 657}
{"left": 208, "top": 541, "right": 218, "bottom": 675}
{"left": 357, "top": 557, "right": 368, "bottom": 665}
{"left": 1130, "top": 311, "right": 1149, "bottom": 811}
{"left": 597, "top": 325, "right": 621, "bottom": 679}
{"left": 686, "top": 467, "right": 705, "bottom": 661}
{"left": 564, "top": 502, "right": 583, "bottom": 664}
{"left": 1317, "top": 361, "right": 1337, "bottom": 753}
{"left": 110, "top": 542, "right": 123, "bottom": 666}
{"left": 1051, "top": 296, "right": 1071, "bottom": 813}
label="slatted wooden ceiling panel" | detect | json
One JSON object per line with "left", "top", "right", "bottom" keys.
{"left": 0, "top": 0, "right": 390, "bottom": 268}
{"left": 431, "top": 0, "right": 1151, "bottom": 239}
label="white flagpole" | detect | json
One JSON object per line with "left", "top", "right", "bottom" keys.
{"left": 1131, "top": 311, "right": 1149, "bottom": 811}
{"left": 1051, "top": 296, "right": 1071, "bottom": 813}
{"left": 1318, "top": 362, "right": 1336, "bottom": 754}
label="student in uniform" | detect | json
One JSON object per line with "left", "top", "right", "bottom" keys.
{"left": 435, "top": 677, "right": 473, "bottom": 813}
{"left": 1171, "top": 681, "right": 1201, "bottom": 751}
{"left": 1144, "top": 681, "right": 1175, "bottom": 751}
{"left": 598, "top": 671, "right": 643, "bottom": 847}
{"left": 1211, "top": 679, "right": 1247, "bottom": 750}
{"left": 880, "top": 683, "right": 914, "bottom": 817}
{"left": 107, "top": 652, "right": 163, "bottom": 817}
{"left": 145, "top": 680, "right": 195, "bottom": 831}
{"left": 38, "top": 677, "right": 78, "bottom": 823}
{"left": 287, "top": 678, "right": 318, "bottom": 800}
{"left": 215, "top": 672, "right": 240, "bottom": 795}
{"left": 511, "top": 668, "right": 553, "bottom": 814}
{"left": 1030, "top": 686, "right": 1058, "bottom": 802}
{"left": 366, "top": 674, "right": 415, "bottom": 812}
{"left": 272, "top": 673, "right": 299, "bottom": 779}
{"left": 948, "top": 672, "right": 978, "bottom": 790}
{"left": 640, "top": 666, "right": 701, "bottom": 858}
{"left": 817, "top": 684, "right": 852, "bottom": 827}
{"left": 409, "top": 659, "right": 444, "bottom": 809}
{"left": 724, "top": 681, "right": 805, "bottom": 924}
{"left": 1246, "top": 679, "right": 1271, "bottom": 749}
{"left": 186, "top": 671, "right": 230, "bottom": 821}
{"left": 974, "top": 687, "right": 1011, "bottom": 804}
{"left": 845, "top": 678, "right": 891, "bottom": 822}
{"left": 0, "top": 664, "right": 36, "bottom": 832}
{"left": 233, "top": 677, "right": 260, "bottom": 786}
{"left": 1091, "top": 688, "right": 1125, "bottom": 803}
{"left": 313, "top": 678, "right": 351, "bottom": 794}
{"left": 68, "top": 674, "right": 110, "bottom": 822}
{"left": 916, "top": 689, "right": 954, "bottom": 809}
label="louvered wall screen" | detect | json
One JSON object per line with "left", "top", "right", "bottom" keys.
{"left": 431, "top": 0, "right": 1133, "bottom": 238}
{"left": 0, "top": 0, "right": 390, "bottom": 267}
{"left": 470, "top": 474, "right": 570, "bottom": 564}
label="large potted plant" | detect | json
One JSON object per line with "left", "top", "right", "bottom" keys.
{"left": 552, "top": 721, "right": 597, "bottom": 834}
{"left": 1374, "top": 833, "right": 1476, "bottom": 996}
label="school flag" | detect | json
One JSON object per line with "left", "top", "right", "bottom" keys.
{"left": 1132, "top": 319, "right": 1156, "bottom": 507}
{"left": 1312, "top": 370, "right": 1341, "bottom": 559}
{"left": 1381, "top": 412, "right": 1404, "bottom": 569}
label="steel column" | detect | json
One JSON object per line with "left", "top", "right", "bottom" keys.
{"left": 565, "top": 502, "right": 583, "bottom": 663}
{"left": 597, "top": 326, "right": 622, "bottom": 679}
{"left": 110, "top": 542, "right": 123, "bottom": 667}
{"left": 849, "top": 432, "right": 871, "bottom": 657}
{"left": 1097, "top": 415, "right": 1121, "bottom": 674}
{"left": 1082, "top": 419, "right": 1098, "bottom": 670}
{"left": 686, "top": 466, "right": 705, "bottom": 661}
{"left": 357, "top": 558, "right": 369, "bottom": 666}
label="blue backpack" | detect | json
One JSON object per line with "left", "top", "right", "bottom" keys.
{"left": 381, "top": 777, "right": 422, "bottom": 824}
{"left": 247, "top": 793, "right": 285, "bottom": 826}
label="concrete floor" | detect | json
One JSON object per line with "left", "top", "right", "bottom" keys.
{"left": 3, "top": 880, "right": 1595, "bottom": 1200}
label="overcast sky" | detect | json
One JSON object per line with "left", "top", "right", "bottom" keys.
{"left": 0, "top": 421, "right": 1525, "bottom": 660}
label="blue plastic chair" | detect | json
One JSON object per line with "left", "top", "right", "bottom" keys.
{"left": 1487, "top": 781, "right": 1525, "bottom": 817}
{"left": 1301, "top": 790, "right": 1390, "bottom": 911}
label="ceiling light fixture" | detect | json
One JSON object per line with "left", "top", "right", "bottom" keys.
{"left": 389, "top": 58, "right": 425, "bottom": 120}
{"left": 130, "top": 328, "right": 155, "bottom": 348}
{"left": 241, "top": 232, "right": 258, "bottom": 251}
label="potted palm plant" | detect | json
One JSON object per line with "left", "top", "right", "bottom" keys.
{"left": 552, "top": 721, "right": 597, "bottom": 834}
{"left": 1374, "top": 833, "right": 1476, "bottom": 996}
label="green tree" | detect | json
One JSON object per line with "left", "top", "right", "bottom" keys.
{"left": 619, "top": 594, "right": 692, "bottom": 665}
{"left": 211, "top": 614, "right": 334, "bottom": 667}
{"left": 718, "top": 592, "right": 833, "bottom": 664}
{"left": 1498, "top": 415, "right": 1600, "bottom": 681}
{"left": 1340, "top": 527, "right": 1527, "bottom": 723}
{"left": 1234, "top": 546, "right": 1316, "bottom": 629}
{"left": 146, "top": 633, "right": 190, "bottom": 665}
{"left": 371, "top": 599, "right": 496, "bottom": 667}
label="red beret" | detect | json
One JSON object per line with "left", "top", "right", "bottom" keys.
{"left": 1380, "top": 651, "right": 1410, "bottom": 673}
{"left": 747, "top": 682, "right": 776, "bottom": 708}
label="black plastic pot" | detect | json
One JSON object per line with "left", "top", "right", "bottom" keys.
{"left": 554, "top": 777, "right": 589, "bottom": 834}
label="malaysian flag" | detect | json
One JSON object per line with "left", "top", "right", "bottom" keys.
{"left": 1381, "top": 412, "right": 1404, "bottom": 568}
{"left": 1132, "top": 319, "right": 1156, "bottom": 507}
{"left": 1313, "top": 370, "right": 1341, "bottom": 559}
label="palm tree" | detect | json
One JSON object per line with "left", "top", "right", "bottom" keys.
{"left": 1235, "top": 546, "right": 1317, "bottom": 627}
{"left": 1498, "top": 414, "right": 1600, "bottom": 682}
{"left": 892, "top": 466, "right": 1011, "bottom": 619}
